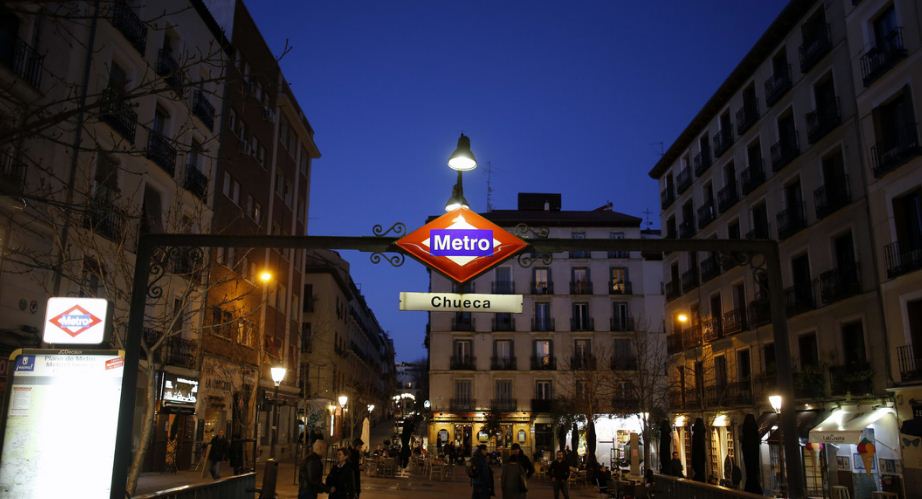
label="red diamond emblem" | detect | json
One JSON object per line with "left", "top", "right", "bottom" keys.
{"left": 396, "top": 207, "right": 529, "bottom": 283}
{"left": 50, "top": 305, "right": 102, "bottom": 338}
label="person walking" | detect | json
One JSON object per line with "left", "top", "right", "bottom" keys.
{"left": 207, "top": 430, "right": 229, "bottom": 480}
{"left": 500, "top": 453, "right": 527, "bottom": 499}
{"left": 349, "top": 438, "right": 364, "bottom": 497}
{"left": 549, "top": 450, "right": 571, "bottom": 499}
{"left": 326, "top": 448, "right": 357, "bottom": 499}
{"left": 470, "top": 444, "right": 494, "bottom": 499}
{"left": 299, "top": 440, "right": 328, "bottom": 499}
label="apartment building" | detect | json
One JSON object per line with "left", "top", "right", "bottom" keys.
{"left": 650, "top": 0, "right": 921, "bottom": 495}
{"left": 301, "top": 250, "right": 397, "bottom": 442}
{"left": 427, "top": 193, "right": 664, "bottom": 464}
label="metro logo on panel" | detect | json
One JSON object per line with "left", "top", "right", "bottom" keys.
{"left": 396, "top": 207, "right": 528, "bottom": 283}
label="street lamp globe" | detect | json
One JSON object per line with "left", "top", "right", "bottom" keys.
{"left": 424, "top": 400, "right": 431, "bottom": 409}
{"left": 338, "top": 394, "right": 348, "bottom": 408}
{"left": 676, "top": 313, "right": 689, "bottom": 324}
{"left": 258, "top": 270, "right": 273, "bottom": 284}
{"left": 447, "top": 133, "right": 477, "bottom": 171}
{"left": 367, "top": 404, "right": 375, "bottom": 413}
{"left": 769, "top": 394, "right": 783, "bottom": 413}
{"left": 270, "top": 366, "right": 286, "bottom": 386}
{"left": 444, "top": 181, "right": 469, "bottom": 212}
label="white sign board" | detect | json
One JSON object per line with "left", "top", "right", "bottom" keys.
{"left": 42, "top": 297, "right": 109, "bottom": 344}
{"left": 399, "top": 292, "right": 523, "bottom": 313}
{"left": 0, "top": 350, "right": 124, "bottom": 498}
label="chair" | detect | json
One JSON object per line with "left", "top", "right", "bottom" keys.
{"left": 831, "top": 486, "right": 850, "bottom": 499}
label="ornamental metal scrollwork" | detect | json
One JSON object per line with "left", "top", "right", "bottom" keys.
{"left": 371, "top": 222, "right": 407, "bottom": 238}
{"left": 516, "top": 250, "right": 553, "bottom": 268}
{"left": 147, "top": 246, "right": 206, "bottom": 299}
{"left": 369, "top": 251, "right": 405, "bottom": 267}
{"left": 369, "top": 222, "right": 407, "bottom": 267}
{"left": 512, "top": 223, "right": 549, "bottom": 240}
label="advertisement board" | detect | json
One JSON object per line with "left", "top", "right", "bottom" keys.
{"left": 0, "top": 349, "right": 124, "bottom": 498}
{"left": 160, "top": 373, "right": 198, "bottom": 414}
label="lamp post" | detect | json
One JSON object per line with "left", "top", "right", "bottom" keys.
{"left": 338, "top": 394, "right": 348, "bottom": 442}
{"left": 269, "top": 366, "right": 286, "bottom": 460}
{"left": 327, "top": 404, "right": 336, "bottom": 437}
{"left": 768, "top": 394, "right": 785, "bottom": 496}
{"left": 444, "top": 133, "right": 477, "bottom": 211}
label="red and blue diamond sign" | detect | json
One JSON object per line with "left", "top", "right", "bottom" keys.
{"left": 43, "top": 297, "right": 109, "bottom": 344}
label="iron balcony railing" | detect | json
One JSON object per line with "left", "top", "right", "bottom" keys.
{"left": 111, "top": 1, "right": 147, "bottom": 54}
{"left": 829, "top": 362, "right": 873, "bottom": 396}
{"left": 449, "top": 356, "right": 476, "bottom": 370}
{"left": 861, "top": 27, "right": 906, "bottom": 87}
{"left": 717, "top": 181, "right": 739, "bottom": 213}
{"left": 490, "top": 356, "right": 517, "bottom": 370}
{"left": 449, "top": 398, "right": 475, "bottom": 411}
{"left": 184, "top": 166, "right": 208, "bottom": 201}
{"left": 736, "top": 104, "right": 759, "bottom": 135}
{"left": 83, "top": 200, "right": 124, "bottom": 242}
{"left": 776, "top": 204, "right": 807, "bottom": 240}
{"left": 723, "top": 308, "right": 748, "bottom": 335}
{"left": 661, "top": 187, "right": 676, "bottom": 209}
{"left": 451, "top": 316, "right": 475, "bottom": 331}
{"left": 712, "top": 128, "right": 734, "bottom": 158}
{"left": 818, "top": 263, "right": 860, "bottom": 305}
{"left": 610, "top": 316, "right": 634, "bottom": 332}
{"left": 0, "top": 152, "right": 26, "bottom": 195}
{"left": 665, "top": 280, "right": 681, "bottom": 301}
{"left": 491, "top": 281, "right": 515, "bottom": 294}
{"left": 0, "top": 36, "right": 43, "bottom": 89}
{"left": 530, "top": 355, "right": 556, "bottom": 370}
{"left": 609, "top": 280, "right": 632, "bottom": 295}
{"left": 814, "top": 175, "right": 850, "bottom": 219}
{"left": 570, "top": 317, "right": 594, "bottom": 332}
{"left": 492, "top": 316, "right": 516, "bottom": 332}
{"left": 569, "top": 249, "right": 591, "bottom": 259}
{"left": 99, "top": 88, "right": 138, "bottom": 143}
{"left": 679, "top": 219, "right": 696, "bottom": 239}
{"left": 872, "top": 121, "right": 921, "bottom": 178}
{"left": 531, "top": 317, "right": 555, "bottom": 332}
{"left": 530, "top": 281, "right": 554, "bottom": 294}
{"left": 740, "top": 160, "right": 765, "bottom": 195}
{"left": 745, "top": 222, "right": 771, "bottom": 240}
{"left": 681, "top": 268, "right": 699, "bottom": 293}
{"left": 701, "top": 315, "right": 723, "bottom": 342}
{"left": 682, "top": 324, "right": 703, "bottom": 349}
{"left": 700, "top": 255, "right": 719, "bottom": 282}
{"left": 799, "top": 23, "right": 832, "bottom": 73}
{"left": 806, "top": 97, "right": 841, "bottom": 144}
{"left": 676, "top": 166, "right": 692, "bottom": 194}
{"left": 897, "top": 344, "right": 921, "bottom": 382}
{"left": 490, "top": 399, "right": 517, "bottom": 412}
{"left": 770, "top": 130, "right": 800, "bottom": 171}
{"left": 884, "top": 240, "right": 922, "bottom": 279}
{"left": 693, "top": 150, "right": 712, "bottom": 177}
{"left": 531, "top": 399, "right": 554, "bottom": 412}
{"left": 569, "top": 280, "right": 593, "bottom": 295}
{"left": 157, "top": 49, "right": 183, "bottom": 93}
{"left": 164, "top": 337, "right": 197, "bottom": 369}
{"left": 146, "top": 131, "right": 176, "bottom": 175}
{"left": 784, "top": 282, "right": 816, "bottom": 316}
{"left": 192, "top": 90, "right": 215, "bottom": 131}
{"left": 764, "top": 64, "right": 792, "bottom": 106}
{"left": 697, "top": 201, "right": 716, "bottom": 230}
{"left": 570, "top": 355, "right": 596, "bottom": 370}
{"left": 724, "top": 380, "right": 754, "bottom": 406}
{"left": 608, "top": 249, "right": 629, "bottom": 259}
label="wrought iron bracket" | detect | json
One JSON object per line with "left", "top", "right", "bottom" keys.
{"left": 369, "top": 222, "right": 407, "bottom": 267}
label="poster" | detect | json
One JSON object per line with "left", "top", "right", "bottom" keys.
{"left": 0, "top": 350, "right": 124, "bottom": 498}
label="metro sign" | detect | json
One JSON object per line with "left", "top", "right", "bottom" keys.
{"left": 396, "top": 207, "right": 528, "bottom": 283}
{"left": 50, "top": 305, "right": 101, "bottom": 337}
{"left": 43, "top": 297, "right": 110, "bottom": 344}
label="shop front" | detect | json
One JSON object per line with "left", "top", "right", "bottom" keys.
{"left": 198, "top": 356, "right": 256, "bottom": 462}
{"left": 143, "top": 372, "right": 199, "bottom": 472}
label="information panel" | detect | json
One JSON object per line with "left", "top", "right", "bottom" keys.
{"left": 0, "top": 350, "right": 124, "bottom": 498}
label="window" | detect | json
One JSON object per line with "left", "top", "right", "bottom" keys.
{"left": 728, "top": 219, "right": 740, "bottom": 240}
{"left": 454, "top": 379, "right": 472, "bottom": 402}
{"left": 612, "top": 338, "right": 636, "bottom": 370}
{"left": 153, "top": 106, "right": 169, "bottom": 135}
{"left": 666, "top": 216, "right": 676, "bottom": 239}
{"left": 453, "top": 340, "right": 472, "bottom": 360}
{"left": 494, "top": 339, "right": 512, "bottom": 360}
{"left": 215, "top": 247, "right": 224, "bottom": 265}
{"left": 534, "top": 340, "right": 552, "bottom": 366}
{"left": 892, "top": 189, "right": 922, "bottom": 260}
{"left": 533, "top": 267, "right": 551, "bottom": 293}
{"left": 94, "top": 153, "right": 119, "bottom": 202}
{"left": 108, "top": 62, "right": 128, "bottom": 94}
{"left": 253, "top": 202, "right": 262, "bottom": 225}
{"left": 609, "top": 267, "right": 627, "bottom": 293}
{"left": 570, "top": 231, "right": 589, "bottom": 258}
{"left": 714, "top": 355, "right": 728, "bottom": 389}
{"left": 300, "top": 150, "right": 309, "bottom": 176}
{"left": 495, "top": 380, "right": 512, "bottom": 402}
{"left": 141, "top": 186, "right": 163, "bottom": 234}
{"left": 572, "top": 302, "right": 590, "bottom": 331}
{"left": 872, "top": 4, "right": 898, "bottom": 49}
{"left": 799, "top": 332, "right": 819, "bottom": 368}
{"left": 840, "top": 321, "right": 867, "bottom": 366}
{"left": 534, "top": 302, "right": 551, "bottom": 330}
{"left": 608, "top": 232, "right": 627, "bottom": 258}
{"left": 763, "top": 343, "right": 776, "bottom": 373}
{"left": 737, "top": 349, "right": 751, "bottom": 381}
{"left": 188, "top": 139, "right": 202, "bottom": 172}
{"left": 280, "top": 118, "right": 289, "bottom": 151}
{"left": 571, "top": 267, "right": 590, "bottom": 294}
{"left": 535, "top": 380, "right": 552, "bottom": 400}
{"left": 227, "top": 108, "right": 237, "bottom": 134}
{"left": 573, "top": 339, "right": 591, "bottom": 369}
{"left": 612, "top": 302, "right": 629, "bottom": 331}
{"left": 80, "top": 258, "right": 102, "bottom": 297}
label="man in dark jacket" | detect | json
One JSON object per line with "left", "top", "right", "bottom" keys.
{"left": 299, "top": 440, "right": 328, "bottom": 499}
{"left": 470, "top": 444, "right": 494, "bottom": 499}
{"left": 349, "top": 438, "right": 364, "bottom": 497}
{"left": 669, "top": 451, "right": 685, "bottom": 478}
{"left": 549, "top": 450, "right": 571, "bottom": 499}
{"left": 511, "top": 443, "right": 534, "bottom": 478}
{"left": 207, "top": 430, "right": 229, "bottom": 479}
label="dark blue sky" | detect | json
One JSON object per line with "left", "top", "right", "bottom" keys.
{"left": 245, "top": 0, "right": 787, "bottom": 362}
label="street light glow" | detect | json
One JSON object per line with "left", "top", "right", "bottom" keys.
{"left": 769, "top": 394, "right": 783, "bottom": 413}
{"left": 270, "top": 366, "right": 286, "bottom": 386}
{"left": 338, "top": 394, "right": 348, "bottom": 408}
{"left": 258, "top": 270, "right": 273, "bottom": 283}
{"left": 447, "top": 133, "right": 477, "bottom": 171}
{"left": 367, "top": 404, "right": 375, "bottom": 413}
{"left": 676, "top": 313, "right": 689, "bottom": 323}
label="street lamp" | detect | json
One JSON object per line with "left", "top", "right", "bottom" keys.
{"left": 337, "top": 394, "right": 348, "bottom": 441}
{"left": 769, "top": 394, "right": 783, "bottom": 414}
{"left": 424, "top": 400, "right": 431, "bottom": 409}
{"left": 327, "top": 404, "right": 336, "bottom": 437}
{"left": 445, "top": 133, "right": 477, "bottom": 211}
{"left": 367, "top": 404, "right": 375, "bottom": 414}
{"left": 676, "top": 313, "right": 689, "bottom": 324}
{"left": 258, "top": 269, "right": 273, "bottom": 284}
{"left": 269, "top": 366, "right": 286, "bottom": 460}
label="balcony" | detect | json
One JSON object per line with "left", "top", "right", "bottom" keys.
{"left": 490, "top": 356, "right": 517, "bottom": 370}
{"left": 0, "top": 36, "right": 43, "bottom": 89}
{"left": 745, "top": 222, "right": 771, "bottom": 240}
{"left": 83, "top": 201, "right": 124, "bottom": 242}
{"left": 666, "top": 334, "right": 683, "bottom": 355}
{"left": 829, "top": 362, "right": 873, "bottom": 396}
{"left": 610, "top": 316, "right": 634, "bottom": 332}
{"left": 451, "top": 316, "right": 476, "bottom": 331}
{"left": 531, "top": 399, "right": 555, "bottom": 412}
{"left": 530, "top": 281, "right": 554, "bottom": 295}
{"left": 661, "top": 188, "right": 676, "bottom": 209}
{"left": 737, "top": 104, "right": 759, "bottom": 135}
{"left": 740, "top": 161, "right": 765, "bottom": 195}
{"left": 192, "top": 90, "right": 215, "bottom": 131}
{"left": 531, "top": 355, "right": 556, "bottom": 370}
{"left": 700, "top": 255, "right": 719, "bottom": 283}
{"left": 717, "top": 182, "right": 739, "bottom": 213}
{"left": 157, "top": 49, "right": 183, "bottom": 93}
{"left": 492, "top": 316, "right": 516, "bottom": 332}
{"left": 681, "top": 268, "right": 699, "bottom": 293}
{"left": 449, "top": 356, "right": 476, "bottom": 370}
{"left": 99, "top": 88, "right": 138, "bottom": 143}
{"left": 861, "top": 27, "right": 906, "bottom": 87}
{"left": 609, "top": 280, "right": 632, "bottom": 295}
{"left": 872, "top": 122, "right": 921, "bottom": 178}
{"left": 784, "top": 283, "right": 816, "bottom": 317}
{"left": 723, "top": 381, "right": 753, "bottom": 406}
{"left": 665, "top": 280, "right": 681, "bottom": 301}
{"left": 449, "top": 398, "right": 475, "bottom": 412}
{"left": 818, "top": 264, "right": 860, "bottom": 305}
{"left": 170, "top": 248, "right": 200, "bottom": 277}
{"left": 0, "top": 152, "right": 26, "bottom": 195}
{"left": 570, "top": 317, "right": 594, "bottom": 332}
{"left": 570, "top": 355, "right": 596, "bottom": 370}
{"left": 723, "top": 308, "right": 748, "bottom": 335}
{"left": 146, "top": 131, "right": 176, "bottom": 176}
{"left": 693, "top": 151, "right": 712, "bottom": 177}
{"left": 491, "top": 281, "right": 515, "bottom": 294}
{"left": 806, "top": 98, "right": 841, "bottom": 144}
{"left": 799, "top": 24, "right": 832, "bottom": 73}
{"left": 884, "top": 240, "right": 922, "bottom": 279}
{"left": 701, "top": 316, "right": 723, "bottom": 342}
{"left": 531, "top": 317, "right": 555, "bottom": 332}
{"left": 764, "top": 64, "right": 792, "bottom": 106}
{"left": 897, "top": 344, "right": 921, "bottom": 382}
{"left": 770, "top": 132, "right": 800, "bottom": 171}
{"left": 111, "top": 1, "right": 147, "bottom": 54}
{"left": 164, "top": 337, "right": 197, "bottom": 370}
{"left": 814, "top": 175, "right": 850, "bottom": 219}
{"left": 676, "top": 167, "right": 692, "bottom": 194}
{"left": 748, "top": 297, "right": 770, "bottom": 327}
{"left": 712, "top": 128, "right": 733, "bottom": 159}
{"left": 697, "top": 202, "right": 716, "bottom": 230}
{"left": 184, "top": 166, "right": 208, "bottom": 201}
{"left": 678, "top": 219, "right": 696, "bottom": 239}
{"left": 569, "top": 280, "right": 593, "bottom": 295}
{"left": 776, "top": 204, "right": 807, "bottom": 240}
{"left": 491, "top": 399, "right": 517, "bottom": 412}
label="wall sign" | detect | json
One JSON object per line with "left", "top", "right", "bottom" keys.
{"left": 399, "top": 292, "right": 523, "bottom": 313}
{"left": 42, "top": 297, "right": 111, "bottom": 345}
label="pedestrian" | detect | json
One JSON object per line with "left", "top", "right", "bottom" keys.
{"left": 669, "top": 451, "right": 684, "bottom": 478}
{"left": 326, "top": 448, "right": 357, "bottom": 499}
{"left": 501, "top": 453, "right": 527, "bottom": 499}
{"left": 299, "top": 439, "right": 328, "bottom": 499}
{"left": 732, "top": 462, "right": 743, "bottom": 489}
{"left": 229, "top": 433, "right": 245, "bottom": 474}
{"left": 511, "top": 443, "right": 534, "bottom": 478}
{"left": 549, "top": 450, "right": 571, "bottom": 499}
{"left": 469, "top": 444, "right": 494, "bottom": 499}
{"left": 349, "top": 438, "right": 364, "bottom": 497}
{"left": 207, "top": 429, "right": 229, "bottom": 479}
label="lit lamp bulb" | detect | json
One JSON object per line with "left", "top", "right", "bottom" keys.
{"left": 447, "top": 133, "right": 477, "bottom": 171}
{"left": 676, "top": 313, "right": 689, "bottom": 324}
{"left": 258, "top": 270, "right": 273, "bottom": 284}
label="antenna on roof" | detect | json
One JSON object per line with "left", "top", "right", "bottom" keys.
{"left": 642, "top": 208, "right": 654, "bottom": 229}
{"left": 486, "top": 161, "right": 494, "bottom": 211}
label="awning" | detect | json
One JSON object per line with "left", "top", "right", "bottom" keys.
{"left": 796, "top": 410, "right": 826, "bottom": 440}
{"left": 809, "top": 408, "right": 894, "bottom": 445}
{"left": 899, "top": 418, "right": 922, "bottom": 438}
{"left": 757, "top": 412, "right": 779, "bottom": 437}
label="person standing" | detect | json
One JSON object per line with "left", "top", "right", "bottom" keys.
{"left": 549, "top": 450, "right": 571, "bottom": 499}
{"left": 470, "top": 444, "right": 494, "bottom": 499}
{"left": 510, "top": 443, "right": 534, "bottom": 478}
{"left": 326, "top": 448, "right": 357, "bottom": 499}
{"left": 299, "top": 440, "right": 328, "bottom": 499}
{"left": 669, "top": 451, "right": 684, "bottom": 478}
{"left": 349, "top": 438, "right": 364, "bottom": 497}
{"left": 500, "top": 453, "right": 527, "bottom": 499}
{"left": 207, "top": 430, "right": 229, "bottom": 479}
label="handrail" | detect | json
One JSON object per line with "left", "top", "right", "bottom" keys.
{"left": 132, "top": 472, "right": 256, "bottom": 498}
{"left": 653, "top": 473, "right": 765, "bottom": 499}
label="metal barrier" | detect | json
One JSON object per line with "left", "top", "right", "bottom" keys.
{"left": 652, "top": 474, "right": 766, "bottom": 499}
{"left": 132, "top": 472, "right": 256, "bottom": 499}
